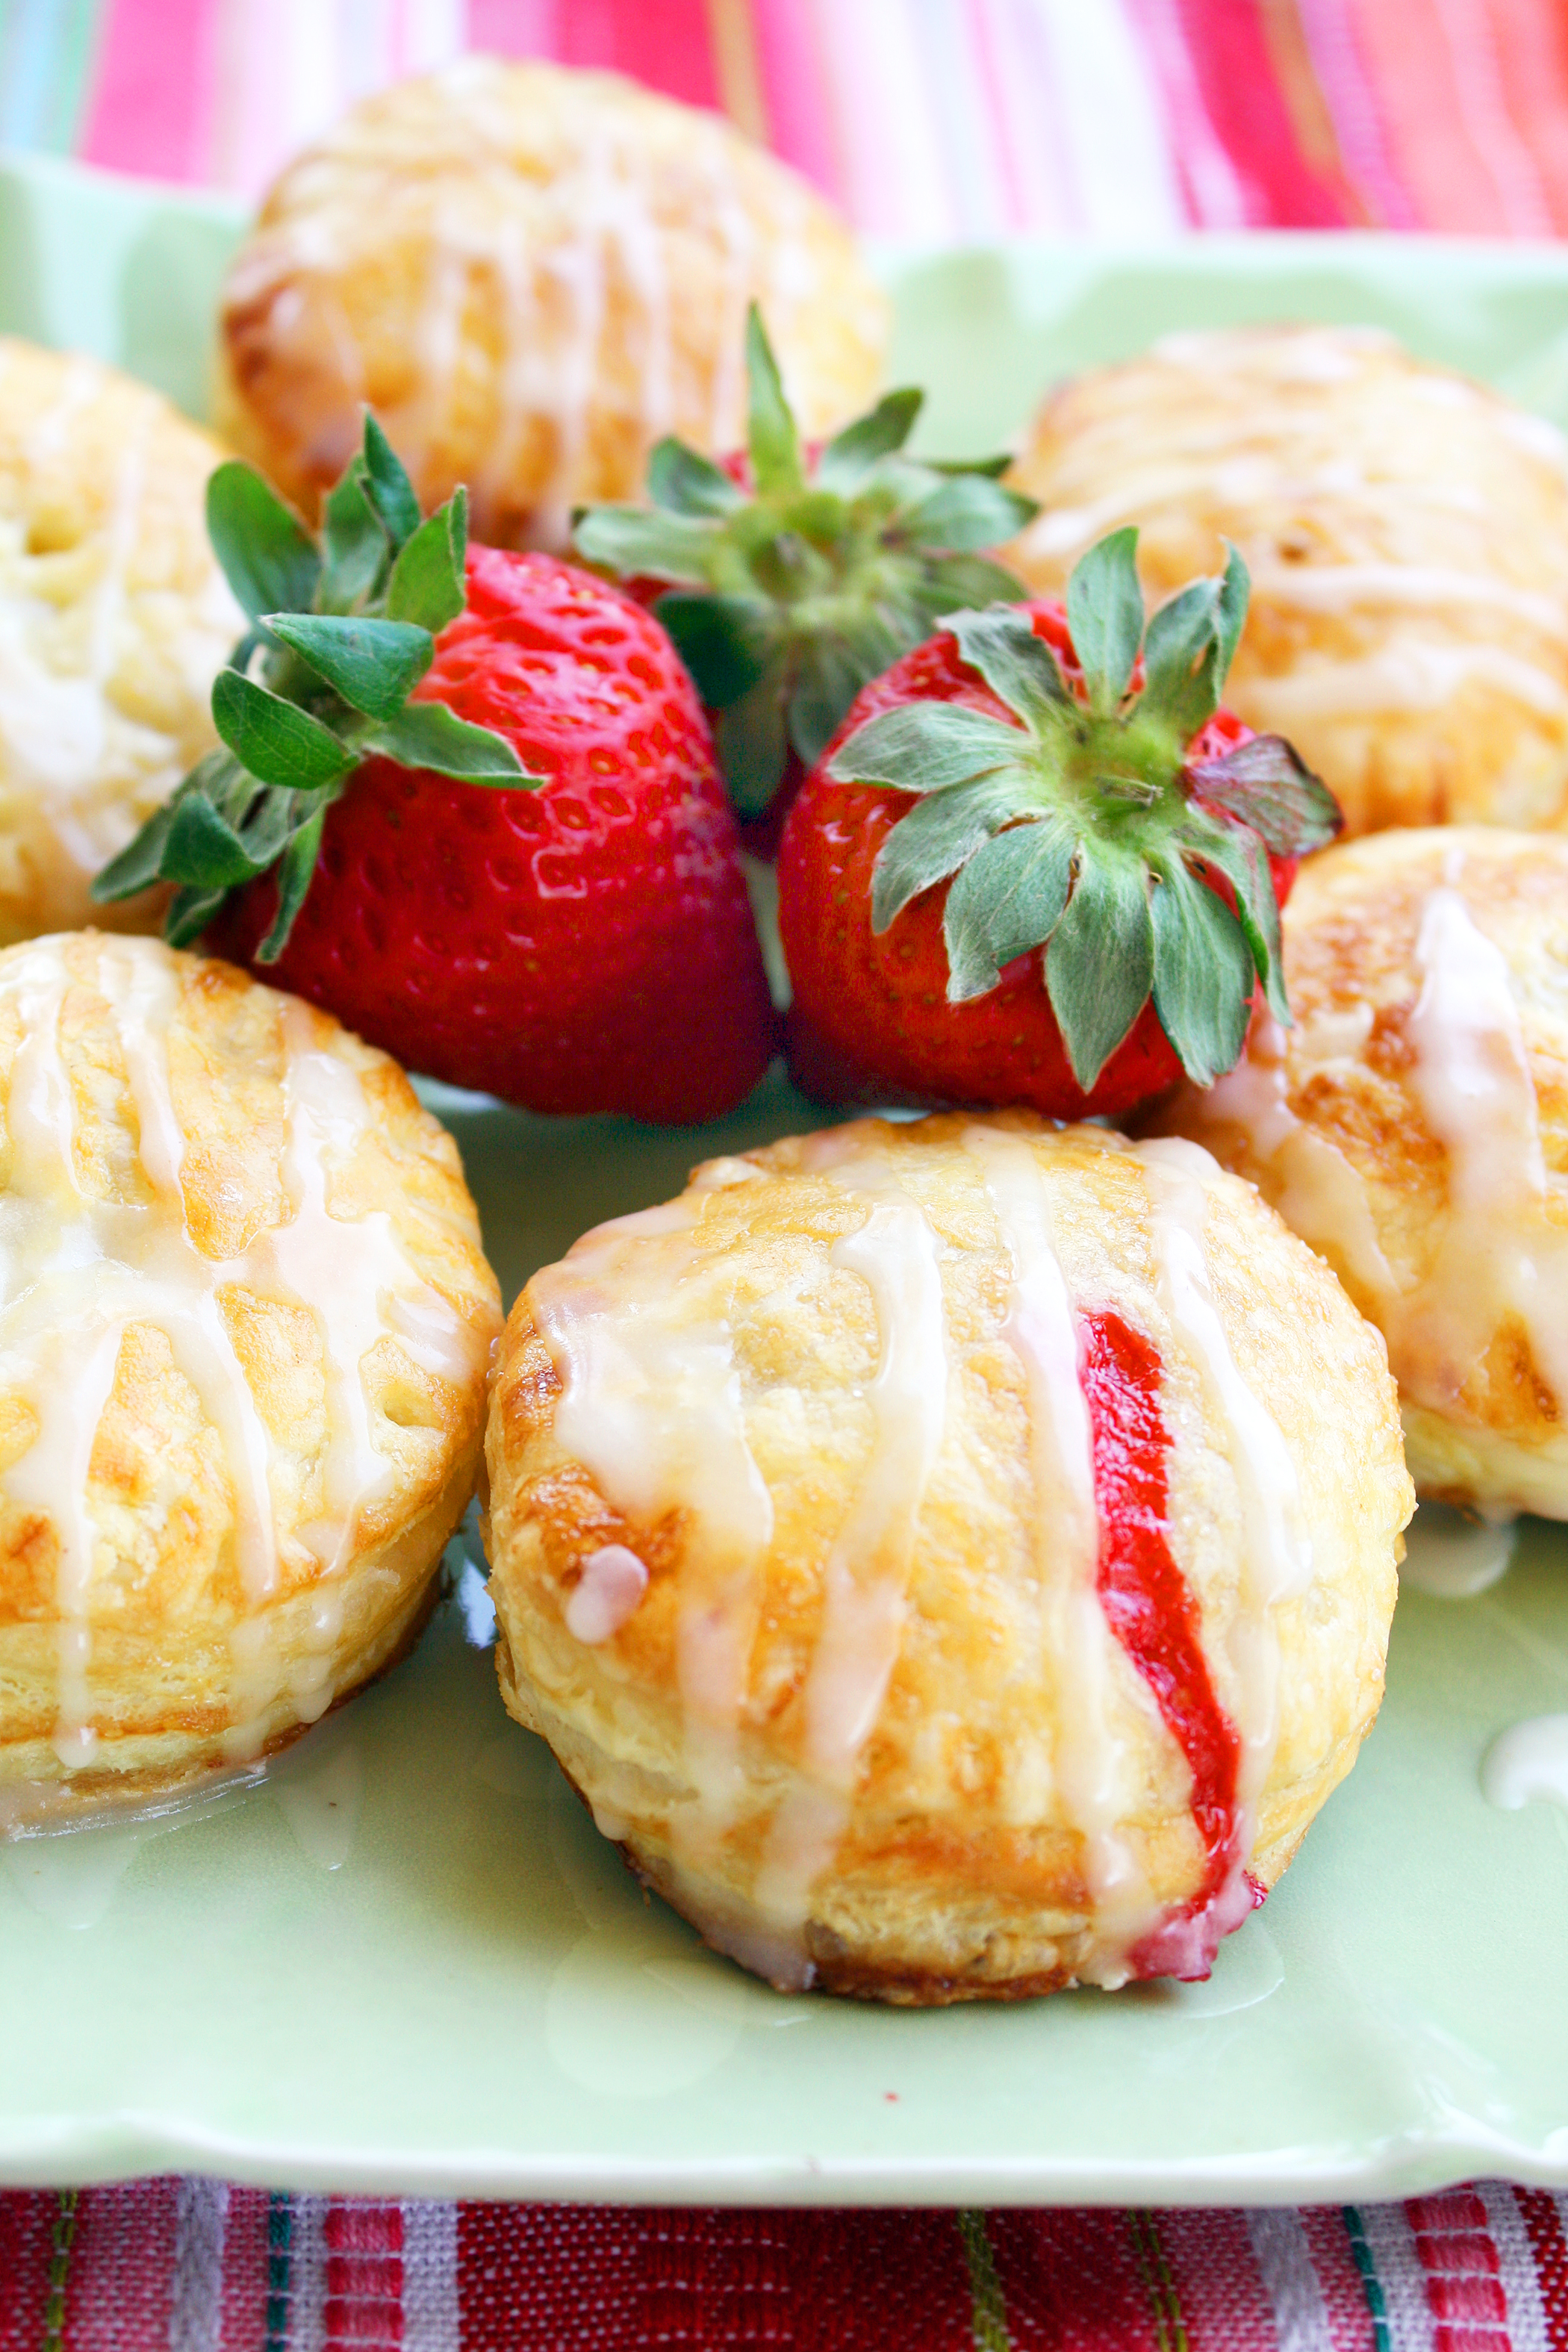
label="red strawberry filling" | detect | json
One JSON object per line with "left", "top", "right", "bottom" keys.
{"left": 1082, "top": 1308, "right": 1254, "bottom": 1981}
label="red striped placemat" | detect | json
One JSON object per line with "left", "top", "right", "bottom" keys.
{"left": 0, "top": 0, "right": 1558, "bottom": 238}
{"left": 3, "top": 2180, "right": 1565, "bottom": 2348}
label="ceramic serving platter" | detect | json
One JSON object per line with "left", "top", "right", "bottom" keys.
{"left": 2, "top": 153, "right": 1568, "bottom": 2203}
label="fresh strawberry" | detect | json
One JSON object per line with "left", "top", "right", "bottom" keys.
{"left": 574, "top": 306, "right": 1037, "bottom": 856}
{"left": 776, "top": 529, "right": 1343, "bottom": 1122}
{"left": 93, "top": 417, "right": 775, "bottom": 1124}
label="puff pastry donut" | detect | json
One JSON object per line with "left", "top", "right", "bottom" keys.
{"left": 217, "top": 58, "right": 889, "bottom": 548}
{"left": 0, "top": 339, "right": 242, "bottom": 944}
{"left": 0, "top": 933, "right": 500, "bottom": 1823}
{"left": 486, "top": 1113, "right": 1410, "bottom": 2002}
{"left": 1157, "top": 827, "right": 1568, "bottom": 1520}
{"left": 1006, "top": 326, "right": 1568, "bottom": 839}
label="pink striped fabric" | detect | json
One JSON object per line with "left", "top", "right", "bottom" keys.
{"left": 7, "top": 2180, "right": 1568, "bottom": 2348}
{"left": 25, "top": 0, "right": 1568, "bottom": 240}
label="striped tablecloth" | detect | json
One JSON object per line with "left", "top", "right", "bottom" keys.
{"left": 0, "top": 0, "right": 1558, "bottom": 238}
{"left": 4, "top": 2179, "right": 1568, "bottom": 2348}
{"left": 2, "top": 3, "right": 1567, "bottom": 2345}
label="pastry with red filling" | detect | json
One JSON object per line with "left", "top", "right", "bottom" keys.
{"left": 484, "top": 1112, "right": 1410, "bottom": 2001}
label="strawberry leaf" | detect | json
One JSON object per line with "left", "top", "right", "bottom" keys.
{"left": 359, "top": 414, "right": 423, "bottom": 550}
{"left": 1045, "top": 849, "right": 1154, "bottom": 1090}
{"left": 942, "top": 815, "right": 1077, "bottom": 1002}
{"left": 647, "top": 438, "right": 744, "bottom": 517}
{"left": 744, "top": 305, "right": 804, "bottom": 496}
{"left": 162, "top": 791, "right": 263, "bottom": 889}
{"left": 93, "top": 799, "right": 178, "bottom": 900}
{"left": 257, "top": 805, "right": 327, "bottom": 962}
{"left": 386, "top": 488, "right": 468, "bottom": 632}
{"left": 927, "top": 452, "right": 1013, "bottom": 480}
{"left": 815, "top": 389, "right": 923, "bottom": 494}
{"left": 899, "top": 473, "right": 1036, "bottom": 556}
{"left": 361, "top": 701, "right": 541, "bottom": 784}
{"left": 1188, "top": 732, "right": 1342, "bottom": 856}
{"left": 1148, "top": 856, "right": 1255, "bottom": 1086}
{"left": 166, "top": 886, "right": 228, "bottom": 949}
{"left": 943, "top": 606, "right": 1071, "bottom": 729}
{"left": 871, "top": 771, "right": 1038, "bottom": 932}
{"left": 827, "top": 702, "right": 1027, "bottom": 794}
{"left": 265, "top": 614, "right": 432, "bottom": 718}
{"left": 211, "top": 670, "right": 352, "bottom": 791}
{"left": 573, "top": 505, "right": 715, "bottom": 582}
{"left": 1141, "top": 546, "right": 1249, "bottom": 744}
{"left": 576, "top": 319, "right": 1037, "bottom": 830}
{"left": 206, "top": 463, "right": 320, "bottom": 621}
{"left": 320, "top": 464, "right": 391, "bottom": 612}
{"left": 789, "top": 638, "right": 872, "bottom": 772}
{"left": 1214, "top": 540, "right": 1248, "bottom": 690}
{"left": 911, "top": 555, "right": 1033, "bottom": 627}
{"left": 101, "top": 408, "right": 526, "bottom": 960}
{"left": 716, "top": 668, "right": 791, "bottom": 818}
{"left": 653, "top": 593, "right": 769, "bottom": 708}
{"left": 1065, "top": 528, "right": 1143, "bottom": 718}
{"left": 1180, "top": 811, "right": 1289, "bottom": 1024}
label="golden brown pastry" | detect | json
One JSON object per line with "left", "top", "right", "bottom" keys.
{"left": 486, "top": 1113, "right": 1410, "bottom": 2003}
{"left": 0, "top": 339, "right": 242, "bottom": 945}
{"left": 1007, "top": 326, "right": 1568, "bottom": 838}
{"left": 217, "top": 58, "right": 889, "bottom": 548}
{"left": 0, "top": 932, "right": 500, "bottom": 1823}
{"left": 1155, "top": 827, "right": 1568, "bottom": 1518}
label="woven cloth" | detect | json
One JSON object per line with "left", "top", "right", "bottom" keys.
{"left": 6, "top": 2181, "right": 1568, "bottom": 2348}
{"left": 0, "top": 0, "right": 1556, "bottom": 236}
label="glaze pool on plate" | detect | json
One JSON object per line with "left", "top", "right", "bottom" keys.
{"left": 2, "top": 155, "right": 1568, "bottom": 2198}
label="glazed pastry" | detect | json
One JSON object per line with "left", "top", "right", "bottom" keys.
{"left": 0, "top": 339, "right": 242, "bottom": 943}
{"left": 0, "top": 933, "right": 500, "bottom": 1823}
{"left": 1156, "top": 827, "right": 1568, "bottom": 1520}
{"left": 217, "top": 58, "right": 889, "bottom": 549}
{"left": 1007, "top": 326, "right": 1568, "bottom": 839}
{"left": 486, "top": 1113, "right": 1410, "bottom": 2002}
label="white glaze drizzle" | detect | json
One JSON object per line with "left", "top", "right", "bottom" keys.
{"left": 0, "top": 937, "right": 478, "bottom": 1765}
{"left": 1191, "top": 886, "right": 1568, "bottom": 1435}
{"left": 1400, "top": 1503, "right": 1516, "bottom": 1599}
{"left": 1189, "top": 1015, "right": 1398, "bottom": 1307}
{"left": 754, "top": 1132, "right": 948, "bottom": 1933}
{"left": 565, "top": 1543, "right": 649, "bottom": 1645}
{"left": 349, "top": 64, "right": 781, "bottom": 545}
{"left": 529, "top": 1192, "right": 774, "bottom": 1855}
{"left": 1245, "top": 641, "right": 1568, "bottom": 724}
{"left": 1243, "top": 561, "right": 1566, "bottom": 637}
{"left": 1399, "top": 886, "right": 1568, "bottom": 1414}
{"left": 1134, "top": 1138, "right": 1314, "bottom": 1954}
{"left": 0, "top": 362, "right": 240, "bottom": 892}
{"left": 964, "top": 1124, "right": 1156, "bottom": 1974}
{"left": 1481, "top": 1715, "right": 1568, "bottom": 1813}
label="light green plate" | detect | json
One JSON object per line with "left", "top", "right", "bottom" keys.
{"left": 2, "top": 154, "right": 1568, "bottom": 2203}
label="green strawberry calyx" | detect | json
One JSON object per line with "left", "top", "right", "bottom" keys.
{"left": 572, "top": 305, "right": 1039, "bottom": 824}
{"left": 824, "top": 528, "right": 1343, "bottom": 1093}
{"left": 91, "top": 414, "right": 539, "bottom": 961}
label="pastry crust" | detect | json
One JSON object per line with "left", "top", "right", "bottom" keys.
{"left": 0, "top": 933, "right": 500, "bottom": 1821}
{"left": 485, "top": 1114, "right": 1409, "bottom": 2002}
{"left": 0, "top": 339, "right": 242, "bottom": 944}
{"left": 1006, "top": 326, "right": 1568, "bottom": 838}
{"left": 1156, "top": 827, "right": 1568, "bottom": 1518}
{"left": 217, "top": 57, "right": 889, "bottom": 548}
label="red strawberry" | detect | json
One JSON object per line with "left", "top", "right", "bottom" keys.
{"left": 95, "top": 420, "right": 776, "bottom": 1124}
{"left": 776, "top": 529, "right": 1342, "bottom": 1123}
{"left": 574, "top": 306, "right": 1036, "bottom": 859}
